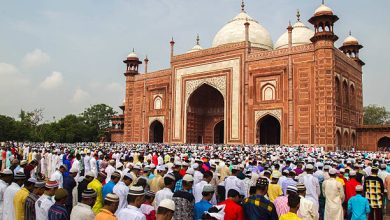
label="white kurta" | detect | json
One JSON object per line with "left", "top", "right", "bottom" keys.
{"left": 154, "top": 187, "right": 173, "bottom": 209}
{"left": 193, "top": 180, "right": 217, "bottom": 205}
{"left": 84, "top": 155, "right": 91, "bottom": 173}
{"left": 35, "top": 194, "right": 54, "bottom": 220}
{"left": 113, "top": 181, "right": 130, "bottom": 215}
{"left": 117, "top": 205, "right": 146, "bottom": 220}
{"left": 3, "top": 182, "right": 21, "bottom": 220}
{"left": 50, "top": 170, "right": 63, "bottom": 188}
{"left": 105, "top": 165, "right": 115, "bottom": 183}
{"left": 298, "top": 195, "right": 319, "bottom": 220}
{"left": 0, "top": 179, "right": 9, "bottom": 218}
{"left": 224, "top": 175, "right": 245, "bottom": 198}
{"left": 90, "top": 157, "right": 97, "bottom": 177}
{"left": 322, "top": 178, "right": 344, "bottom": 220}
{"left": 70, "top": 202, "right": 95, "bottom": 220}
{"left": 193, "top": 171, "right": 203, "bottom": 185}
{"left": 299, "top": 174, "right": 320, "bottom": 211}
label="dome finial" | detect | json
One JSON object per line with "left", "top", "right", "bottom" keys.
{"left": 322, "top": 0, "right": 325, "bottom": 5}
{"left": 196, "top": 34, "right": 200, "bottom": 45}
{"left": 241, "top": 0, "right": 245, "bottom": 12}
{"left": 349, "top": 30, "right": 352, "bottom": 36}
{"left": 132, "top": 48, "right": 135, "bottom": 52}
{"left": 296, "top": 9, "right": 301, "bottom": 22}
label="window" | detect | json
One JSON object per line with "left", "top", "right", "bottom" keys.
{"left": 154, "top": 96, "right": 162, "bottom": 110}
{"left": 262, "top": 84, "right": 275, "bottom": 101}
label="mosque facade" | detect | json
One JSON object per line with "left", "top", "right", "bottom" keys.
{"left": 109, "top": 2, "right": 390, "bottom": 151}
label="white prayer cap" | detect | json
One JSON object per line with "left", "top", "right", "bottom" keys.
{"left": 183, "top": 174, "right": 194, "bottom": 182}
{"left": 329, "top": 168, "right": 337, "bottom": 175}
{"left": 159, "top": 199, "right": 175, "bottom": 211}
{"left": 70, "top": 167, "right": 79, "bottom": 173}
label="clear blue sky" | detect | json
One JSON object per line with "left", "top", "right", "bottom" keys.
{"left": 0, "top": 0, "right": 389, "bottom": 121}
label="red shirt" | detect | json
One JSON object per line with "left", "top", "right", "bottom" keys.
{"left": 218, "top": 199, "right": 244, "bottom": 220}
{"left": 345, "top": 178, "right": 361, "bottom": 202}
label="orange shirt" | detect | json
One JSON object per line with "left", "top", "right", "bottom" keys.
{"left": 94, "top": 208, "right": 117, "bottom": 220}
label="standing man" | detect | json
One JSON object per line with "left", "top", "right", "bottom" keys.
{"left": 87, "top": 171, "right": 106, "bottom": 213}
{"left": 155, "top": 174, "right": 175, "bottom": 208}
{"left": 348, "top": 185, "right": 370, "bottom": 220}
{"left": 156, "top": 199, "right": 175, "bottom": 220}
{"left": 113, "top": 173, "right": 133, "bottom": 215}
{"left": 14, "top": 177, "right": 36, "bottom": 220}
{"left": 194, "top": 184, "right": 214, "bottom": 220}
{"left": 363, "top": 166, "right": 384, "bottom": 220}
{"left": 0, "top": 169, "right": 13, "bottom": 218}
{"left": 24, "top": 181, "right": 45, "bottom": 220}
{"left": 3, "top": 172, "right": 26, "bottom": 220}
{"left": 35, "top": 181, "right": 59, "bottom": 220}
{"left": 218, "top": 189, "right": 245, "bottom": 220}
{"left": 70, "top": 189, "right": 96, "bottom": 220}
{"left": 48, "top": 188, "right": 69, "bottom": 220}
{"left": 51, "top": 164, "right": 67, "bottom": 188}
{"left": 77, "top": 171, "right": 94, "bottom": 202}
{"left": 322, "top": 168, "right": 344, "bottom": 220}
{"left": 172, "top": 174, "right": 195, "bottom": 219}
{"left": 102, "top": 171, "right": 120, "bottom": 199}
{"left": 95, "top": 193, "right": 119, "bottom": 220}
{"left": 117, "top": 186, "right": 146, "bottom": 220}
{"left": 64, "top": 167, "right": 78, "bottom": 213}
{"left": 299, "top": 164, "right": 320, "bottom": 211}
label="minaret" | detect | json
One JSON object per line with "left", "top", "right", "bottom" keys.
{"left": 123, "top": 49, "right": 142, "bottom": 76}
{"left": 339, "top": 31, "right": 365, "bottom": 66}
{"left": 170, "top": 37, "right": 175, "bottom": 59}
{"left": 144, "top": 56, "right": 149, "bottom": 73}
{"left": 308, "top": 2, "right": 339, "bottom": 44}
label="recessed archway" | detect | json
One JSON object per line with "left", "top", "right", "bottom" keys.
{"left": 214, "top": 120, "right": 224, "bottom": 144}
{"left": 149, "top": 120, "right": 164, "bottom": 143}
{"left": 186, "top": 84, "right": 224, "bottom": 144}
{"left": 378, "top": 137, "right": 390, "bottom": 151}
{"left": 256, "top": 115, "right": 281, "bottom": 145}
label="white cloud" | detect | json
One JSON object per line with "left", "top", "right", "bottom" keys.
{"left": 0, "top": 62, "right": 30, "bottom": 86}
{"left": 22, "top": 49, "right": 50, "bottom": 68}
{"left": 105, "top": 82, "right": 123, "bottom": 92}
{"left": 70, "top": 88, "right": 90, "bottom": 103}
{"left": 40, "top": 71, "right": 63, "bottom": 90}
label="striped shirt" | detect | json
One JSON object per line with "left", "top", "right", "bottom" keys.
{"left": 48, "top": 203, "right": 69, "bottom": 220}
{"left": 24, "top": 193, "right": 39, "bottom": 220}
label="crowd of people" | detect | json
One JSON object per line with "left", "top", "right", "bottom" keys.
{"left": 0, "top": 142, "right": 389, "bottom": 220}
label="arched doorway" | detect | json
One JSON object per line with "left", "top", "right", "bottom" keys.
{"left": 257, "top": 115, "right": 281, "bottom": 145}
{"left": 214, "top": 120, "right": 224, "bottom": 144}
{"left": 378, "top": 137, "right": 390, "bottom": 151}
{"left": 149, "top": 120, "right": 163, "bottom": 143}
{"left": 336, "top": 130, "right": 342, "bottom": 149}
{"left": 186, "top": 84, "right": 224, "bottom": 144}
{"left": 343, "top": 132, "right": 349, "bottom": 149}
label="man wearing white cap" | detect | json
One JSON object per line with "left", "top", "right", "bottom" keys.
{"left": 155, "top": 173, "right": 175, "bottom": 208}
{"left": 347, "top": 185, "right": 370, "bottom": 220}
{"left": 298, "top": 163, "right": 320, "bottom": 212}
{"left": 150, "top": 166, "right": 165, "bottom": 193}
{"left": 3, "top": 172, "right": 25, "bottom": 220}
{"left": 105, "top": 160, "right": 116, "bottom": 183}
{"left": 113, "top": 173, "right": 133, "bottom": 215}
{"left": 156, "top": 199, "right": 175, "bottom": 220}
{"left": 172, "top": 174, "right": 195, "bottom": 219}
{"left": 0, "top": 169, "right": 12, "bottom": 218}
{"left": 117, "top": 186, "right": 146, "bottom": 220}
{"left": 193, "top": 163, "right": 203, "bottom": 186}
{"left": 322, "top": 168, "right": 344, "bottom": 220}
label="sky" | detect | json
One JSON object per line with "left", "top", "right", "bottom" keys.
{"left": 0, "top": 0, "right": 389, "bottom": 122}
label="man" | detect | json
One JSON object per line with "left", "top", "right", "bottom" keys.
{"left": 140, "top": 191, "right": 156, "bottom": 220}
{"left": 279, "top": 194, "right": 301, "bottom": 220}
{"left": 35, "top": 180, "right": 59, "bottom": 220}
{"left": 282, "top": 171, "right": 297, "bottom": 195}
{"left": 84, "top": 152, "right": 91, "bottom": 175}
{"left": 87, "top": 171, "right": 106, "bottom": 213}
{"left": 14, "top": 177, "right": 36, "bottom": 220}
{"left": 51, "top": 165, "right": 67, "bottom": 188}
{"left": 242, "top": 178, "right": 278, "bottom": 220}
{"left": 348, "top": 185, "right": 370, "bottom": 220}
{"left": 322, "top": 168, "right": 344, "bottom": 220}
{"left": 105, "top": 160, "right": 116, "bottom": 183}
{"left": 172, "top": 174, "right": 195, "bottom": 219}
{"left": 155, "top": 173, "right": 175, "bottom": 208}
{"left": 130, "top": 165, "right": 141, "bottom": 186}
{"left": 150, "top": 165, "right": 165, "bottom": 193}
{"left": 24, "top": 159, "right": 38, "bottom": 179}
{"left": 218, "top": 189, "right": 244, "bottom": 220}
{"left": 345, "top": 170, "right": 361, "bottom": 202}
{"left": 274, "top": 185, "right": 298, "bottom": 217}
{"left": 95, "top": 193, "right": 119, "bottom": 220}
{"left": 78, "top": 171, "right": 94, "bottom": 202}
{"left": 90, "top": 153, "right": 97, "bottom": 177}
{"left": 268, "top": 172, "right": 283, "bottom": 202}
{"left": 24, "top": 181, "right": 45, "bottom": 220}
{"left": 194, "top": 184, "right": 214, "bottom": 220}
{"left": 363, "top": 166, "right": 384, "bottom": 220}
{"left": 193, "top": 163, "right": 203, "bottom": 185}
{"left": 224, "top": 165, "right": 245, "bottom": 198}
{"left": 64, "top": 167, "right": 78, "bottom": 213}
{"left": 299, "top": 164, "right": 320, "bottom": 211}
{"left": 193, "top": 171, "right": 215, "bottom": 203}
{"left": 102, "top": 171, "right": 120, "bottom": 199}
{"left": 113, "top": 173, "right": 133, "bottom": 215}
{"left": 3, "top": 172, "right": 26, "bottom": 220}
{"left": 70, "top": 188, "right": 96, "bottom": 220}
{"left": 296, "top": 183, "right": 318, "bottom": 220}
{"left": 156, "top": 199, "right": 175, "bottom": 220}
{"left": 48, "top": 188, "right": 69, "bottom": 220}
{"left": 117, "top": 186, "right": 146, "bottom": 220}
{"left": 0, "top": 169, "right": 13, "bottom": 218}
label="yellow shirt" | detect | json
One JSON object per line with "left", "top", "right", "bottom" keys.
{"left": 267, "top": 183, "right": 283, "bottom": 202}
{"left": 336, "top": 177, "right": 345, "bottom": 186}
{"left": 14, "top": 187, "right": 30, "bottom": 220}
{"left": 28, "top": 152, "right": 33, "bottom": 163}
{"left": 87, "top": 179, "right": 103, "bottom": 213}
{"left": 95, "top": 208, "right": 117, "bottom": 220}
{"left": 150, "top": 174, "right": 164, "bottom": 193}
{"left": 279, "top": 212, "right": 302, "bottom": 220}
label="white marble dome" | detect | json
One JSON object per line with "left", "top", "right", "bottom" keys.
{"left": 314, "top": 4, "right": 333, "bottom": 15}
{"left": 187, "top": 44, "right": 203, "bottom": 53}
{"left": 212, "top": 11, "right": 273, "bottom": 50}
{"left": 274, "top": 21, "right": 314, "bottom": 50}
{"left": 343, "top": 35, "right": 359, "bottom": 44}
{"left": 127, "top": 50, "right": 138, "bottom": 59}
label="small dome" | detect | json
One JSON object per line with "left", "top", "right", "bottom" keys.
{"left": 314, "top": 4, "right": 333, "bottom": 15}
{"left": 343, "top": 35, "right": 359, "bottom": 45}
{"left": 212, "top": 11, "right": 273, "bottom": 50}
{"left": 187, "top": 44, "right": 203, "bottom": 53}
{"left": 127, "top": 50, "right": 138, "bottom": 59}
{"left": 274, "top": 21, "right": 314, "bottom": 49}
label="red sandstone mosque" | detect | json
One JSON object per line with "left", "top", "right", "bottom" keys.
{"left": 109, "top": 2, "right": 390, "bottom": 151}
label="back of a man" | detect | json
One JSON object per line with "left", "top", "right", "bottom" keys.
{"left": 348, "top": 185, "right": 370, "bottom": 220}
{"left": 218, "top": 189, "right": 244, "bottom": 220}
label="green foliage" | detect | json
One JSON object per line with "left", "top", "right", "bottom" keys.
{"left": 363, "top": 104, "right": 390, "bottom": 125}
{"left": 0, "top": 104, "right": 116, "bottom": 142}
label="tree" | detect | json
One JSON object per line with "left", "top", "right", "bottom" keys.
{"left": 81, "top": 104, "right": 117, "bottom": 140}
{"left": 363, "top": 104, "right": 390, "bottom": 125}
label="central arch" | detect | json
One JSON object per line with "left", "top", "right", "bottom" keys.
{"left": 256, "top": 115, "right": 281, "bottom": 145}
{"left": 378, "top": 137, "right": 390, "bottom": 151}
{"left": 149, "top": 120, "right": 163, "bottom": 143}
{"left": 186, "top": 84, "right": 224, "bottom": 144}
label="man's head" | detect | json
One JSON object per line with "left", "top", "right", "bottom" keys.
{"left": 69, "top": 167, "right": 78, "bottom": 178}
{"left": 296, "top": 183, "right": 306, "bottom": 197}
{"left": 127, "top": 186, "right": 145, "bottom": 208}
{"left": 163, "top": 174, "right": 176, "bottom": 190}
{"left": 355, "top": 185, "right": 364, "bottom": 195}
{"left": 182, "top": 174, "right": 194, "bottom": 190}
{"left": 144, "top": 191, "right": 155, "bottom": 204}
{"left": 255, "top": 178, "right": 269, "bottom": 195}
{"left": 25, "top": 178, "right": 36, "bottom": 192}
{"left": 286, "top": 186, "right": 298, "bottom": 196}
{"left": 227, "top": 189, "right": 240, "bottom": 203}
{"left": 305, "top": 164, "right": 314, "bottom": 174}
{"left": 85, "top": 171, "right": 95, "bottom": 183}
{"left": 329, "top": 168, "right": 337, "bottom": 178}
{"left": 201, "top": 184, "right": 215, "bottom": 201}
{"left": 156, "top": 199, "right": 175, "bottom": 220}
{"left": 81, "top": 188, "right": 97, "bottom": 207}
{"left": 59, "top": 165, "right": 67, "bottom": 174}
{"left": 372, "top": 167, "right": 379, "bottom": 175}
{"left": 287, "top": 193, "right": 301, "bottom": 213}
{"left": 33, "top": 181, "right": 46, "bottom": 196}
{"left": 0, "top": 169, "right": 13, "bottom": 184}
{"left": 45, "top": 180, "right": 59, "bottom": 196}
{"left": 123, "top": 174, "right": 133, "bottom": 186}
{"left": 111, "top": 171, "right": 121, "bottom": 184}
{"left": 97, "top": 172, "right": 107, "bottom": 182}
{"left": 54, "top": 188, "right": 68, "bottom": 204}
{"left": 103, "top": 193, "right": 119, "bottom": 214}
{"left": 203, "top": 171, "right": 213, "bottom": 183}
{"left": 14, "top": 172, "right": 26, "bottom": 186}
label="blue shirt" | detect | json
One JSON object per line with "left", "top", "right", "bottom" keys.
{"left": 102, "top": 180, "right": 115, "bottom": 200}
{"left": 348, "top": 194, "right": 370, "bottom": 220}
{"left": 243, "top": 194, "right": 278, "bottom": 220}
{"left": 194, "top": 199, "right": 212, "bottom": 220}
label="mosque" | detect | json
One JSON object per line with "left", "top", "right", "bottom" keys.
{"left": 109, "top": 2, "right": 390, "bottom": 151}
